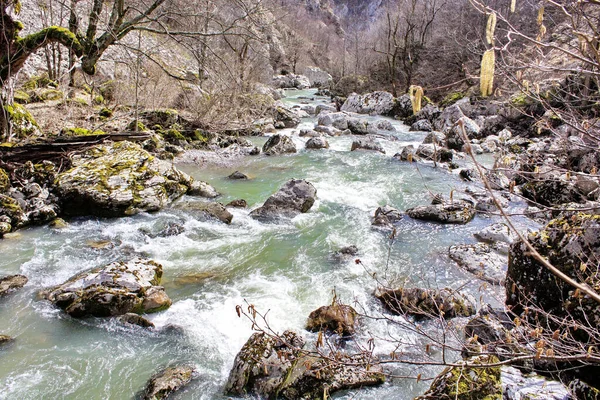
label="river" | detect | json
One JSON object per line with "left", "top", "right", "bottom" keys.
{"left": 0, "top": 89, "right": 529, "bottom": 399}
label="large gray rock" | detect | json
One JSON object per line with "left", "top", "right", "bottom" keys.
{"left": 273, "top": 104, "right": 301, "bottom": 128}
{"left": 272, "top": 74, "right": 310, "bottom": 89}
{"left": 407, "top": 201, "right": 475, "bottom": 224}
{"left": 351, "top": 138, "right": 385, "bottom": 154}
{"left": 40, "top": 258, "right": 171, "bottom": 318}
{"left": 446, "top": 116, "right": 480, "bottom": 150}
{"left": 55, "top": 141, "right": 192, "bottom": 217}
{"left": 416, "top": 144, "right": 453, "bottom": 163}
{"left": 225, "top": 330, "right": 384, "bottom": 399}
{"left": 262, "top": 134, "right": 297, "bottom": 155}
{"left": 172, "top": 201, "right": 233, "bottom": 224}
{"left": 317, "top": 112, "right": 350, "bottom": 130}
{"left": 341, "top": 91, "right": 395, "bottom": 115}
{"left": 143, "top": 365, "right": 194, "bottom": 400}
{"left": 250, "top": 179, "right": 317, "bottom": 220}
{"left": 502, "top": 367, "right": 570, "bottom": 400}
{"left": 0, "top": 274, "right": 28, "bottom": 297}
{"left": 376, "top": 287, "right": 476, "bottom": 319}
{"left": 187, "top": 181, "right": 219, "bottom": 198}
{"left": 393, "top": 145, "right": 419, "bottom": 162}
{"left": 449, "top": 243, "right": 507, "bottom": 285}
{"left": 305, "top": 137, "right": 329, "bottom": 149}
{"left": 303, "top": 66, "right": 332, "bottom": 88}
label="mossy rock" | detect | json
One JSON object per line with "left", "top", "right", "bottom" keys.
{"left": 22, "top": 74, "right": 57, "bottom": 90}
{"left": 440, "top": 91, "right": 465, "bottom": 107}
{"left": 127, "top": 120, "right": 148, "bottom": 132}
{"left": 93, "top": 95, "right": 105, "bottom": 105}
{"left": 99, "top": 80, "right": 116, "bottom": 102}
{"left": 416, "top": 356, "right": 501, "bottom": 400}
{"left": 61, "top": 127, "right": 106, "bottom": 137}
{"left": 3, "top": 103, "right": 41, "bottom": 138}
{"left": 141, "top": 109, "right": 180, "bottom": 129}
{"left": 161, "top": 128, "right": 187, "bottom": 143}
{"left": 14, "top": 90, "right": 31, "bottom": 104}
{"left": 0, "top": 194, "right": 26, "bottom": 228}
{"left": 98, "top": 108, "right": 112, "bottom": 118}
{"left": 0, "top": 168, "right": 10, "bottom": 193}
{"left": 61, "top": 98, "right": 89, "bottom": 107}
{"left": 35, "top": 88, "right": 64, "bottom": 101}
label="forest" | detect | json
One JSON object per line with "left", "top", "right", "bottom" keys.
{"left": 1, "top": 0, "right": 600, "bottom": 399}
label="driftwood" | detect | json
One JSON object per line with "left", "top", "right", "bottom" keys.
{"left": 0, "top": 131, "right": 152, "bottom": 164}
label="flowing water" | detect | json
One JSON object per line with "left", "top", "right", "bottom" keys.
{"left": 0, "top": 90, "right": 532, "bottom": 399}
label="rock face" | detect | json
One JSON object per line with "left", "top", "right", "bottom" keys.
{"left": 262, "top": 134, "right": 297, "bottom": 155}
{"left": 0, "top": 274, "right": 28, "bottom": 296}
{"left": 40, "top": 258, "right": 171, "bottom": 318}
{"left": 507, "top": 213, "right": 600, "bottom": 324}
{"left": 341, "top": 91, "right": 395, "bottom": 115}
{"left": 143, "top": 365, "right": 194, "bottom": 400}
{"left": 303, "top": 66, "right": 332, "bottom": 87}
{"left": 305, "top": 137, "right": 329, "bottom": 149}
{"left": 376, "top": 287, "right": 476, "bottom": 319}
{"left": 406, "top": 201, "right": 476, "bottom": 224}
{"left": 351, "top": 138, "right": 385, "bottom": 154}
{"left": 55, "top": 141, "right": 192, "bottom": 217}
{"left": 250, "top": 179, "right": 316, "bottom": 220}
{"left": 225, "top": 330, "right": 384, "bottom": 399}
{"left": 449, "top": 243, "right": 507, "bottom": 285}
{"left": 306, "top": 304, "right": 357, "bottom": 336}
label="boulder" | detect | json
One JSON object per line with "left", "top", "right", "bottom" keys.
{"left": 305, "top": 137, "right": 329, "bottom": 149}
{"left": 272, "top": 74, "right": 310, "bottom": 89}
{"left": 0, "top": 168, "right": 10, "bottom": 193}
{"left": 346, "top": 117, "right": 369, "bottom": 135}
{"left": 187, "top": 181, "right": 220, "bottom": 198}
{"left": 415, "top": 356, "right": 500, "bottom": 400}
{"left": 463, "top": 304, "right": 514, "bottom": 358}
{"left": 521, "top": 179, "right": 583, "bottom": 207}
{"left": 173, "top": 201, "right": 233, "bottom": 224}
{"left": 228, "top": 171, "right": 248, "bottom": 180}
{"left": 317, "top": 112, "right": 350, "bottom": 130}
{"left": 474, "top": 223, "right": 515, "bottom": 246}
{"left": 314, "top": 125, "right": 341, "bottom": 136}
{"left": 351, "top": 138, "right": 385, "bottom": 154}
{"left": 416, "top": 144, "right": 453, "bottom": 163}
{"left": 263, "top": 134, "right": 297, "bottom": 155}
{"left": 333, "top": 245, "right": 359, "bottom": 259}
{"left": 376, "top": 287, "right": 476, "bottom": 319}
{"left": 341, "top": 91, "right": 395, "bottom": 115}
{"left": 375, "top": 120, "right": 395, "bottom": 131}
{"left": 433, "top": 103, "right": 466, "bottom": 132}
{"left": 502, "top": 367, "right": 570, "bottom": 400}
{"left": 298, "top": 129, "right": 322, "bottom": 137}
{"left": 390, "top": 94, "right": 413, "bottom": 119}
{"left": 54, "top": 141, "right": 192, "bottom": 217}
{"left": 406, "top": 201, "right": 476, "bottom": 224}
{"left": 0, "top": 194, "right": 27, "bottom": 229}
{"left": 0, "top": 274, "right": 28, "bottom": 296}
{"left": 448, "top": 243, "right": 507, "bottom": 285}
{"left": 250, "top": 179, "right": 317, "bottom": 220}
{"left": 446, "top": 116, "right": 480, "bottom": 150}
{"left": 273, "top": 104, "right": 301, "bottom": 128}
{"left": 40, "top": 258, "right": 171, "bottom": 318}
{"left": 410, "top": 119, "right": 433, "bottom": 132}
{"left": 315, "top": 104, "right": 336, "bottom": 115}
{"left": 422, "top": 131, "right": 446, "bottom": 145}
{"left": 393, "top": 145, "right": 419, "bottom": 162}
{"left": 225, "top": 330, "right": 384, "bottom": 399}
{"left": 303, "top": 66, "right": 332, "bottom": 88}
{"left": 372, "top": 205, "right": 403, "bottom": 226}
{"left": 306, "top": 303, "right": 358, "bottom": 336}
{"left": 143, "top": 365, "right": 194, "bottom": 400}
{"left": 139, "top": 221, "right": 185, "bottom": 238}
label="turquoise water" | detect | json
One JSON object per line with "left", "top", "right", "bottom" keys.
{"left": 0, "top": 90, "right": 528, "bottom": 399}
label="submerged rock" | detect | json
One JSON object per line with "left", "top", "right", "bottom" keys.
{"left": 372, "top": 205, "right": 403, "bottom": 227}
{"left": 0, "top": 274, "right": 28, "bottom": 297}
{"left": 250, "top": 179, "right": 316, "bottom": 220}
{"left": 263, "top": 134, "right": 297, "bottom": 155}
{"left": 143, "top": 365, "right": 194, "bottom": 400}
{"left": 393, "top": 145, "right": 419, "bottom": 162}
{"left": 376, "top": 287, "right": 476, "bottom": 319}
{"left": 449, "top": 243, "right": 507, "bottom": 285}
{"left": 333, "top": 245, "right": 359, "bottom": 259}
{"left": 225, "top": 330, "right": 384, "bottom": 399}
{"left": 0, "top": 335, "right": 13, "bottom": 345}
{"left": 40, "top": 258, "right": 171, "bottom": 318}
{"left": 226, "top": 199, "right": 248, "bottom": 208}
{"left": 306, "top": 304, "right": 357, "bottom": 336}
{"left": 118, "top": 313, "right": 155, "bottom": 329}
{"left": 173, "top": 201, "right": 233, "bottom": 224}
{"left": 228, "top": 171, "right": 248, "bottom": 180}
{"left": 54, "top": 141, "right": 192, "bottom": 217}
{"left": 406, "top": 201, "right": 475, "bottom": 224}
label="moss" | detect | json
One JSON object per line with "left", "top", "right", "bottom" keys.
{"left": 440, "top": 92, "right": 465, "bottom": 107}
{"left": 99, "top": 80, "right": 115, "bottom": 102}
{"left": 0, "top": 168, "right": 10, "bottom": 193}
{"left": 22, "top": 74, "right": 57, "bottom": 90}
{"left": 3, "top": 103, "right": 40, "bottom": 138}
{"left": 61, "top": 127, "right": 106, "bottom": 136}
{"left": 93, "top": 95, "right": 105, "bottom": 105}
{"left": 98, "top": 108, "right": 112, "bottom": 118}
{"left": 62, "top": 97, "right": 89, "bottom": 107}
{"left": 192, "top": 129, "right": 208, "bottom": 143}
{"left": 37, "top": 88, "right": 63, "bottom": 101}
{"left": 14, "top": 90, "right": 31, "bottom": 104}
{"left": 510, "top": 92, "right": 532, "bottom": 107}
{"left": 162, "top": 128, "right": 187, "bottom": 142}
